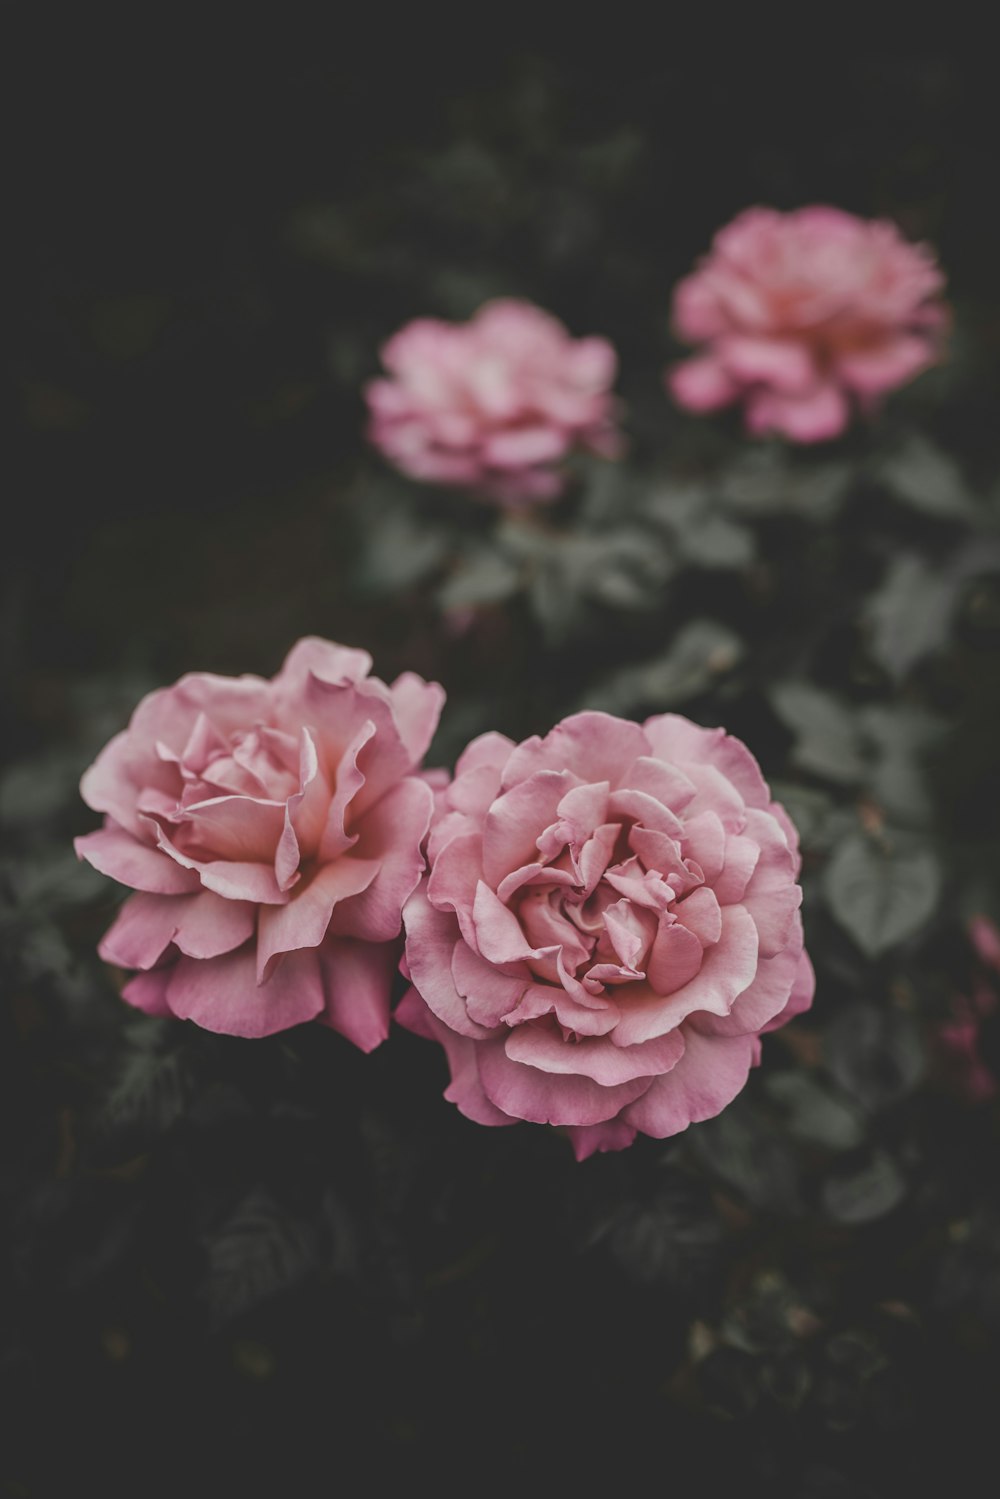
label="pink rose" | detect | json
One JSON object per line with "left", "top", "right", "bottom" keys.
{"left": 667, "top": 206, "right": 948, "bottom": 442}
{"left": 75, "top": 638, "right": 444, "bottom": 1045}
{"left": 365, "top": 299, "right": 622, "bottom": 505}
{"left": 396, "top": 711, "right": 814, "bottom": 1159}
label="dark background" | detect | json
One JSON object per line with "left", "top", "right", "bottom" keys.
{"left": 5, "top": 40, "right": 1000, "bottom": 1497}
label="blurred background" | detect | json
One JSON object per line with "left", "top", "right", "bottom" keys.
{"left": 6, "top": 37, "right": 1000, "bottom": 1497}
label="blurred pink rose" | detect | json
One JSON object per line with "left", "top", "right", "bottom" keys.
{"left": 365, "top": 299, "right": 622, "bottom": 505}
{"left": 397, "top": 711, "right": 814, "bottom": 1159}
{"left": 934, "top": 917, "right": 1000, "bottom": 1104}
{"left": 667, "top": 206, "right": 948, "bottom": 442}
{"left": 76, "top": 639, "right": 443, "bottom": 1044}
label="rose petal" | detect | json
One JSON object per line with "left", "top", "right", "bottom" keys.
{"left": 317, "top": 937, "right": 395, "bottom": 1052}
{"left": 622, "top": 1030, "right": 756, "bottom": 1138}
{"left": 166, "top": 944, "right": 324, "bottom": 1037}
{"left": 477, "top": 1036, "right": 649, "bottom": 1126}
{"left": 75, "top": 824, "right": 200, "bottom": 895}
{"left": 395, "top": 988, "right": 516, "bottom": 1128}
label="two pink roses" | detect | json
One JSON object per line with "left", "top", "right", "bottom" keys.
{"left": 77, "top": 638, "right": 814, "bottom": 1157}
{"left": 364, "top": 209, "right": 948, "bottom": 501}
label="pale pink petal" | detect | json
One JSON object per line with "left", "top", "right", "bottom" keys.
{"left": 477, "top": 1036, "right": 649, "bottom": 1126}
{"left": 121, "top": 967, "right": 173, "bottom": 1017}
{"left": 166, "top": 944, "right": 324, "bottom": 1037}
{"left": 300, "top": 674, "right": 411, "bottom": 817}
{"left": 717, "top": 335, "right": 818, "bottom": 394}
{"left": 622, "top": 1030, "right": 756, "bottom": 1138}
{"left": 394, "top": 988, "right": 516, "bottom": 1128}
{"left": 402, "top": 887, "right": 492, "bottom": 1039}
{"left": 329, "top": 777, "right": 433, "bottom": 943}
{"left": 99, "top": 890, "right": 255, "bottom": 970}
{"left": 451, "top": 941, "right": 528, "bottom": 1027}
{"left": 317, "top": 937, "right": 395, "bottom": 1051}
{"left": 692, "top": 936, "right": 802, "bottom": 1037}
{"left": 500, "top": 713, "right": 651, "bottom": 793}
{"left": 745, "top": 384, "right": 849, "bottom": 443}
{"left": 317, "top": 719, "right": 373, "bottom": 863}
{"left": 761, "top": 946, "right": 815, "bottom": 1032}
{"left": 75, "top": 824, "right": 200, "bottom": 895}
{"left": 454, "top": 731, "right": 516, "bottom": 780}
{"left": 644, "top": 716, "right": 772, "bottom": 810}
{"left": 627, "top": 756, "right": 698, "bottom": 813}
{"left": 257, "top": 857, "right": 380, "bottom": 980}
{"left": 566, "top": 1118, "right": 639, "bottom": 1160}
{"left": 612, "top": 905, "right": 759, "bottom": 1045}
{"left": 713, "top": 834, "right": 760, "bottom": 904}
{"left": 505, "top": 1022, "right": 684, "bottom": 1085}
{"left": 646, "top": 920, "right": 704, "bottom": 996}
{"left": 674, "top": 886, "right": 723, "bottom": 946}
{"left": 483, "top": 425, "right": 568, "bottom": 469}
{"left": 426, "top": 831, "right": 485, "bottom": 950}
{"left": 388, "top": 672, "right": 446, "bottom": 765}
{"left": 171, "top": 794, "right": 285, "bottom": 863}
{"left": 835, "top": 335, "right": 933, "bottom": 396}
{"left": 667, "top": 354, "right": 739, "bottom": 413}
{"left": 481, "top": 771, "right": 581, "bottom": 889}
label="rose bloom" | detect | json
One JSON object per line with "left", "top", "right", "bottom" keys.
{"left": 365, "top": 299, "right": 622, "bottom": 505}
{"left": 397, "top": 710, "right": 814, "bottom": 1159}
{"left": 75, "top": 639, "right": 443, "bottom": 1044}
{"left": 667, "top": 206, "right": 948, "bottom": 442}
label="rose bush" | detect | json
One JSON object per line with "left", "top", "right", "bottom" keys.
{"left": 397, "top": 710, "right": 814, "bottom": 1158}
{"left": 365, "top": 298, "right": 622, "bottom": 504}
{"left": 75, "top": 638, "right": 443, "bottom": 1043}
{"left": 667, "top": 206, "right": 948, "bottom": 441}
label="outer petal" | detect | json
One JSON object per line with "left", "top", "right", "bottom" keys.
{"left": 165, "top": 944, "right": 324, "bottom": 1037}
{"left": 477, "top": 1036, "right": 649, "bottom": 1126}
{"left": 121, "top": 967, "right": 173, "bottom": 1017}
{"left": 622, "top": 1030, "right": 756, "bottom": 1138}
{"left": 75, "top": 824, "right": 200, "bottom": 895}
{"left": 99, "top": 889, "right": 255, "bottom": 970}
{"left": 566, "top": 1118, "right": 639, "bottom": 1161}
{"left": 835, "top": 335, "right": 934, "bottom": 397}
{"left": 667, "top": 355, "right": 739, "bottom": 413}
{"left": 500, "top": 713, "right": 651, "bottom": 793}
{"left": 388, "top": 672, "right": 446, "bottom": 765}
{"left": 403, "top": 886, "right": 492, "bottom": 1039}
{"left": 274, "top": 636, "right": 373, "bottom": 698}
{"left": 317, "top": 937, "right": 395, "bottom": 1051}
{"left": 395, "top": 988, "right": 516, "bottom": 1127}
{"left": 717, "top": 335, "right": 817, "bottom": 394}
{"left": 761, "top": 945, "right": 816, "bottom": 1032}
{"left": 745, "top": 384, "right": 849, "bottom": 443}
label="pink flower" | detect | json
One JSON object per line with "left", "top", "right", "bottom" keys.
{"left": 667, "top": 206, "right": 948, "bottom": 442}
{"left": 75, "top": 639, "right": 444, "bottom": 1044}
{"left": 365, "top": 299, "right": 622, "bottom": 505}
{"left": 396, "top": 711, "right": 814, "bottom": 1159}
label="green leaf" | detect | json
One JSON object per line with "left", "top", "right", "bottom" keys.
{"left": 720, "top": 449, "right": 852, "bottom": 519}
{"left": 866, "top": 553, "right": 959, "bottom": 682}
{"left": 821, "top": 1150, "right": 907, "bottom": 1225}
{"left": 823, "top": 832, "right": 941, "bottom": 956}
{"left": 437, "top": 548, "right": 521, "bottom": 611}
{"left": 858, "top": 705, "right": 945, "bottom": 824}
{"left": 769, "top": 683, "right": 866, "bottom": 784}
{"left": 877, "top": 435, "right": 977, "bottom": 519}
{"left": 823, "top": 1003, "right": 925, "bottom": 1110}
{"left": 582, "top": 619, "right": 743, "bottom": 714}
{"left": 764, "top": 1072, "right": 866, "bottom": 1150}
